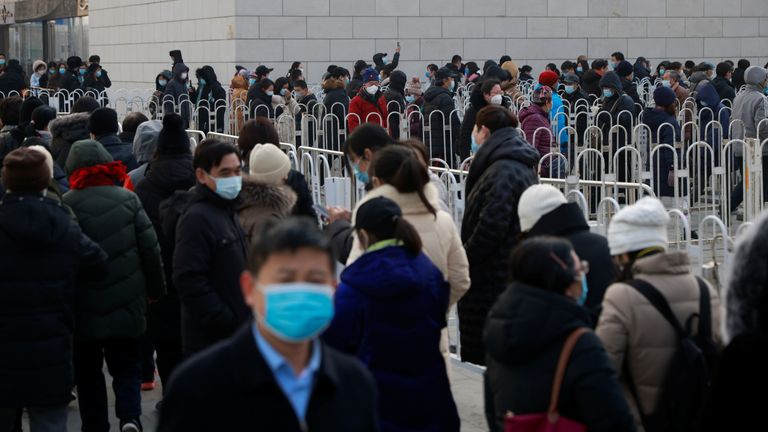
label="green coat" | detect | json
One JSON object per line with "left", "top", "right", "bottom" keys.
{"left": 64, "top": 140, "right": 165, "bottom": 340}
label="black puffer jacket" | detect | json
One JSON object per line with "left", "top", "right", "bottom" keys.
{"left": 383, "top": 71, "right": 407, "bottom": 139}
{"left": 598, "top": 72, "right": 636, "bottom": 151}
{"left": 0, "top": 193, "right": 107, "bottom": 408}
{"left": 0, "top": 61, "right": 26, "bottom": 95}
{"left": 458, "top": 127, "right": 539, "bottom": 365}
{"left": 97, "top": 133, "right": 139, "bottom": 171}
{"left": 163, "top": 63, "right": 193, "bottom": 128}
{"left": 423, "top": 85, "right": 460, "bottom": 161}
{"left": 527, "top": 203, "right": 615, "bottom": 324}
{"left": 457, "top": 86, "right": 511, "bottom": 161}
{"left": 247, "top": 85, "right": 275, "bottom": 119}
{"left": 135, "top": 155, "right": 196, "bottom": 340}
{"left": 172, "top": 184, "right": 250, "bottom": 357}
{"left": 484, "top": 282, "right": 636, "bottom": 432}
{"left": 63, "top": 141, "right": 165, "bottom": 340}
{"left": 581, "top": 69, "right": 603, "bottom": 97}
{"left": 286, "top": 169, "right": 317, "bottom": 219}
{"left": 322, "top": 77, "right": 350, "bottom": 151}
{"left": 712, "top": 76, "right": 736, "bottom": 102}
{"left": 49, "top": 113, "right": 91, "bottom": 168}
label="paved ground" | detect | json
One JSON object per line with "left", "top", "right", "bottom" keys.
{"left": 24, "top": 358, "right": 487, "bottom": 432}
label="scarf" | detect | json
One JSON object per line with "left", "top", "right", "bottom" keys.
{"left": 68, "top": 161, "right": 134, "bottom": 191}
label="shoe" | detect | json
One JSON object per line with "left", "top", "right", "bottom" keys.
{"left": 120, "top": 419, "right": 142, "bottom": 432}
{"left": 141, "top": 381, "right": 156, "bottom": 391}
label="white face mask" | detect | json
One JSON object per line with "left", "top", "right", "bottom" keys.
{"left": 366, "top": 85, "right": 379, "bottom": 95}
{"left": 490, "top": 94, "right": 503, "bottom": 106}
{"left": 180, "top": 72, "right": 188, "bottom": 80}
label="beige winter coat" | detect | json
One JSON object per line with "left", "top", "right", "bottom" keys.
{"left": 596, "top": 251, "right": 722, "bottom": 430}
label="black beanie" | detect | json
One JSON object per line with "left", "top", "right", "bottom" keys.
{"left": 156, "top": 113, "right": 190, "bottom": 156}
{"left": 20, "top": 97, "right": 44, "bottom": 124}
{"left": 89, "top": 108, "right": 119, "bottom": 137}
{"left": 67, "top": 56, "right": 82, "bottom": 70}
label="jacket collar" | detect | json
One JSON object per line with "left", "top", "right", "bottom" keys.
{"left": 193, "top": 182, "right": 242, "bottom": 211}
{"left": 352, "top": 183, "right": 439, "bottom": 224}
{"left": 97, "top": 133, "right": 122, "bottom": 147}
{"left": 632, "top": 251, "right": 691, "bottom": 276}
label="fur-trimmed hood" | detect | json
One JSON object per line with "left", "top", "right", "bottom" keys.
{"left": 351, "top": 183, "right": 439, "bottom": 225}
{"left": 237, "top": 178, "right": 297, "bottom": 242}
{"left": 322, "top": 77, "right": 346, "bottom": 91}
{"left": 49, "top": 113, "right": 90, "bottom": 142}
{"left": 724, "top": 211, "right": 768, "bottom": 341}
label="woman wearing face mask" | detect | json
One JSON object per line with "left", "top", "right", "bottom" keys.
{"left": 405, "top": 77, "right": 425, "bottom": 138}
{"left": 229, "top": 69, "right": 249, "bottom": 133}
{"left": 457, "top": 79, "right": 507, "bottom": 161}
{"left": 383, "top": 70, "right": 407, "bottom": 139}
{"left": 464, "top": 62, "right": 481, "bottom": 84}
{"left": 323, "top": 196, "right": 460, "bottom": 432}
{"left": 348, "top": 68, "right": 388, "bottom": 133}
{"left": 194, "top": 65, "right": 227, "bottom": 134}
{"left": 458, "top": 105, "right": 539, "bottom": 366}
{"left": 272, "top": 76, "right": 299, "bottom": 120}
{"left": 29, "top": 60, "right": 47, "bottom": 89}
{"left": 484, "top": 237, "right": 636, "bottom": 432}
{"left": 44, "top": 61, "right": 61, "bottom": 90}
{"left": 519, "top": 86, "right": 557, "bottom": 176}
{"left": 149, "top": 70, "right": 172, "bottom": 120}
{"left": 560, "top": 73, "right": 589, "bottom": 155}
{"left": 83, "top": 62, "right": 108, "bottom": 94}
{"left": 163, "top": 62, "right": 194, "bottom": 129}
{"left": 247, "top": 78, "right": 276, "bottom": 120}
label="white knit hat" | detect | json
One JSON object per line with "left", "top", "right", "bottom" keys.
{"left": 608, "top": 197, "right": 670, "bottom": 256}
{"left": 248, "top": 144, "right": 291, "bottom": 184}
{"left": 518, "top": 184, "right": 567, "bottom": 231}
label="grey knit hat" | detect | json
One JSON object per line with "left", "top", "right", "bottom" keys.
{"left": 745, "top": 66, "right": 768, "bottom": 86}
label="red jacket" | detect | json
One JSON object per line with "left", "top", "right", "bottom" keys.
{"left": 348, "top": 92, "right": 388, "bottom": 132}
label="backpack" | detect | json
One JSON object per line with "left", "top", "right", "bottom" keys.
{"left": 624, "top": 278, "right": 718, "bottom": 432}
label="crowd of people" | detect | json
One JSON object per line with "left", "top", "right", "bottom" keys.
{"left": 0, "top": 46, "right": 767, "bottom": 432}
{"left": 0, "top": 54, "right": 112, "bottom": 97}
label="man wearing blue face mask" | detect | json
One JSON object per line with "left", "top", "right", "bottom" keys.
{"left": 561, "top": 73, "right": 589, "bottom": 152}
{"left": 597, "top": 71, "right": 636, "bottom": 182}
{"left": 173, "top": 141, "right": 250, "bottom": 358}
{"left": 158, "top": 217, "right": 379, "bottom": 432}
{"left": 373, "top": 44, "right": 400, "bottom": 72}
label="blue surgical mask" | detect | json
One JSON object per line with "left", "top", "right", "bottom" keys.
{"left": 659, "top": 68, "right": 666, "bottom": 76}
{"left": 661, "top": 80, "right": 671, "bottom": 88}
{"left": 0, "top": 59, "right": 5, "bottom": 66}
{"left": 602, "top": 88, "right": 614, "bottom": 98}
{"left": 382, "top": 57, "right": 388, "bottom": 65}
{"left": 578, "top": 275, "right": 589, "bottom": 306}
{"left": 199, "top": 78, "right": 206, "bottom": 86}
{"left": 564, "top": 85, "right": 576, "bottom": 94}
{"left": 352, "top": 162, "right": 369, "bottom": 185}
{"left": 576, "top": 66, "right": 583, "bottom": 73}
{"left": 95, "top": 70, "right": 102, "bottom": 78}
{"left": 49, "top": 68, "right": 56, "bottom": 75}
{"left": 280, "top": 88, "right": 288, "bottom": 96}
{"left": 425, "top": 71, "right": 430, "bottom": 79}
{"left": 464, "top": 67, "right": 470, "bottom": 76}
{"left": 266, "top": 91, "right": 274, "bottom": 97}
{"left": 471, "top": 134, "right": 479, "bottom": 154}
{"left": 59, "top": 68, "right": 66, "bottom": 75}
{"left": 260, "top": 283, "right": 335, "bottom": 343}
{"left": 405, "top": 95, "right": 415, "bottom": 103}
{"left": 249, "top": 78, "right": 257, "bottom": 86}
{"left": 211, "top": 175, "right": 242, "bottom": 200}
{"left": 79, "top": 69, "right": 86, "bottom": 76}
{"left": 764, "top": 86, "right": 768, "bottom": 96}
{"left": 158, "top": 79, "right": 168, "bottom": 87}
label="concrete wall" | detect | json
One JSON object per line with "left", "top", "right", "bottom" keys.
{"left": 91, "top": 0, "right": 768, "bottom": 88}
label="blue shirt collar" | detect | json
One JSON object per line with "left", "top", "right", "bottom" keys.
{"left": 252, "top": 323, "right": 321, "bottom": 378}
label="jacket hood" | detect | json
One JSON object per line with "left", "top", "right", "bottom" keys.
{"left": 197, "top": 65, "right": 219, "bottom": 86}
{"left": 172, "top": 63, "right": 189, "bottom": 80}
{"left": 231, "top": 74, "right": 248, "bottom": 90}
{"left": 581, "top": 69, "right": 601, "bottom": 85}
{"left": 388, "top": 71, "right": 407, "bottom": 94}
{"left": 598, "top": 71, "right": 623, "bottom": 92}
{"left": 696, "top": 82, "right": 721, "bottom": 108}
{"left": 642, "top": 106, "right": 677, "bottom": 129}
{"left": 372, "top": 53, "right": 387, "bottom": 67}
{"left": 49, "top": 113, "right": 91, "bottom": 142}
{"left": 132, "top": 120, "right": 163, "bottom": 164}
{"left": 423, "top": 85, "right": 452, "bottom": 103}
{"left": 518, "top": 104, "right": 548, "bottom": 124}
{"left": 484, "top": 282, "right": 592, "bottom": 364}
{"left": 689, "top": 71, "right": 709, "bottom": 85}
{"left": 64, "top": 139, "right": 114, "bottom": 175}
{"left": 341, "top": 245, "right": 436, "bottom": 299}
{"left": 466, "top": 126, "right": 539, "bottom": 195}
{"left": 238, "top": 177, "right": 297, "bottom": 214}
{"left": 528, "top": 202, "right": 590, "bottom": 238}
{"left": 0, "top": 195, "right": 72, "bottom": 248}
{"left": 144, "top": 155, "right": 196, "bottom": 195}
{"left": 322, "top": 77, "right": 346, "bottom": 91}
{"left": 156, "top": 70, "right": 172, "bottom": 91}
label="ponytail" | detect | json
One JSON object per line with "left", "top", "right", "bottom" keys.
{"left": 373, "top": 145, "right": 437, "bottom": 216}
{"left": 393, "top": 216, "right": 422, "bottom": 256}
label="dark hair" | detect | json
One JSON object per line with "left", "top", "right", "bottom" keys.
{"left": 398, "top": 138, "right": 429, "bottom": 166}
{"left": 499, "top": 55, "right": 512, "bottom": 66}
{"left": 510, "top": 237, "right": 577, "bottom": 293}
{"left": 611, "top": 52, "right": 625, "bottom": 61}
{"left": 427, "top": 64, "right": 439, "bottom": 73}
{"left": 343, "top": 123, "right": 395, "bottom": 159}
{"left": 716, "top": 62, "right": 732, "bottom": 77}
{"left": 32, "top": 105, "right": 57, "bottom": 131}
{"left": 0, "top": 96, "right": 23, "bottom": 127}
{"left": 668, "top": 61, "right": 681, "bottom": 71}
{"left": 591, "top": 59, "right": 608, "bottom": 70}
{"left": 294, "top": 80, "right": 308, "bottom": 90}
{"left": 738, "top": 59, "right": 751, "bottom": 70}
{"left": 71, "top": 96, "right": 100, "bottom": 114}
{"left": 546, "top": 63, "right": 559, "bottom": 75}
{"left": 561, "top": 60, "right": 574, "bottom": 71}
{"left": 88, "top": 55, "right": 100, "bottom": 64}
{"left": 259, "top": 78, "right": 274, "bottom": 91}
{"left": 725, "top": 59, "right": 734, "bottom": 67}
{"left": 289, "top": 61, "right": 301, "bottom": 71}
{"left": 452, "top": 55, "right": 462, "bottom": 64}
{"left": 248, "top": 217, "right": 335, "bottom": 273}
{"left": 20, "top": 97, "right": 44, "bottom": 124}
{"left": 274, "top": 77, "right": 291, "bottom": 92}
{"left": 122, "top": 112, "right": 149, "bottom": 136}
{"left": 520, "top": 65, "right": 533, "bottom": 73}
{"left": 475, "top": 105, "right": 519, "bottom": 132}
{"left": 238, "top": 118, "right": 279, "bottom": 156}
{"left": 289, "top": 69, "right": 303, "bottom": 82}
{"left": 684, "top": 60, "right": 696, "bottom": 69}
{"left": 193, "top": 139, "right": 241, "bottom": 172}
{"left": 480, "top": 79, "right": 502, "bottom": 95}
{"left": 372, "top": 146, "right": 437, "bottom": 216}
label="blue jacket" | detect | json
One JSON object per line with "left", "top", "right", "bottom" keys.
{"left": 696, "top": 83, "right": 730, "bottom": 155}
{"left": 323, "top": 245, "right": 459, "bottom": 432}
{"left": 642, "top": 107, "right": 681, "bottom": 197}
